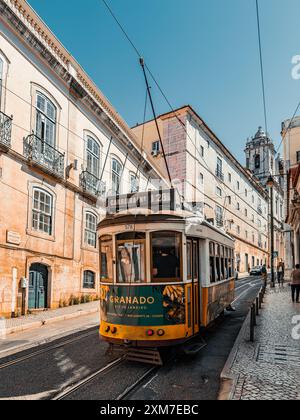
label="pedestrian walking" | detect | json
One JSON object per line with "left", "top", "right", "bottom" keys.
{"left": 261, "top": 264, "right": 268, "bottom": 289}
{"left": 277, "top": 261, "right": 285, "bottom": 286}
{"left": 290, "top": 264, "right": 300, "bottom": 303}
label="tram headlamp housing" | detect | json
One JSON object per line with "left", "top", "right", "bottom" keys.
{"left": 111, "top": 327, "right": 117, "bottom": 335}
{"left": 157, "top": 329, "right": 165, "bottom": 337}
{"left": 105, "top": 326, "right": 111, "bottom": 333}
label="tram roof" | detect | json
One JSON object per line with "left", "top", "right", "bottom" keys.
{"left": 98, "top": 210, "right": 234, "bottom": 243}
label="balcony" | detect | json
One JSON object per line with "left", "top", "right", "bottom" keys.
{"left": 80, "top": 171, "right": 102, "bottom": 197}
{"left": 0, "top": 111, "right": 12, "bottom": 150}
{"left": 215, "top": 168, "right": 224, "bottom": 181}
{"left": 24, "top": 134, "right": 65, "bottom": 179}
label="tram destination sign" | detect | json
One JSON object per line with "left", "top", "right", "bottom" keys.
{"left": 105, "top": 188, "right": 181, "bottom": 215}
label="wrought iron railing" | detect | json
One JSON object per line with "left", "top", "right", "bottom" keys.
{"left": 80, "top": 171, "right": 102, "bottom": 196}
{"left": 24, "top": 134, "right": 65, "bottom": 178}
{"left": 0, "top": 111, "right": 12, "bottom": 148}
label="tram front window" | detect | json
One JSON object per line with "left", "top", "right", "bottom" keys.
{"left": 116, "top": 233, "right": 145, "bottom": 283}
{"left": 151, "top": 231, "right": 181, "bottom": 282}
{"left": 100, "top": 235, "right": 113, "bottom": 283}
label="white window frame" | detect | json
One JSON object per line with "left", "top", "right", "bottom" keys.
{"left": 84, "top": 211, "right": 98, "bottom": 248}
{"left": 85, "top": 134, "right": 101, "bottom": 178}
{"left": 83, "top": 270, "right": 96, "bottom": 290}
{"left": 0, "top": 51, "right": 9, "bottom": 113}
{"left": 32, "top": 187, "right": 53, "bottom": 236}
{"left": 35, "top": 92, "right": 57, "bottom": 147}
{"left": 111, "top": 157, "right": 123, "bottom": 195}
{"left": 129, "top": 172, "right": 139, "bottom": 193}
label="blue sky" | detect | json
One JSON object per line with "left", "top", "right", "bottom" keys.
{"left": 27, "top": 0, "right": 300, "bottom": 162}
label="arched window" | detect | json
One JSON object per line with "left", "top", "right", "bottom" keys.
{"left": 32, "top": 188, "right": 53, "bottom": 235}
{"left": 83, "top": 270, "right": 96, "bottom": 289}
{"left": 84, "top": 212, "right": 97, "bottom": 248}
{"left": 36, "top": 92, "right": 57, "bottom": 147}
{"left": 86, "top": 135, "right": 101, "bottom": 178}
{"left": 0, "top": 57, "right": 3, "bottom": 110}
{"left": 111, "top": 158, "right": 122, "bottom": 195}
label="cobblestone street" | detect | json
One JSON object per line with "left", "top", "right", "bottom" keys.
{"left": 225, "top": 285, "right": 300, "bottom": 400}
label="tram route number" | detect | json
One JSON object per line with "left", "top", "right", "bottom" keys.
{"left": 99, "top": 404, "right": 200, "bottom": 418}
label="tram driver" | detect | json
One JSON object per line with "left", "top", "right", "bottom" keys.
{"left": 152, "top": 237, "right": 180, "bottom": 280}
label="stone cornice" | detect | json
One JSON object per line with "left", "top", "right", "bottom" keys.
{"left": 0, "top": 0, "right": 164, "bottom": 182}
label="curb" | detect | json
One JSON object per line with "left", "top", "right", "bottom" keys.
{"left": 4, "top": 307, "right": 99, "bottom": 336}
{"left": 218, "top": 310, "right": 252, "bottom": 400}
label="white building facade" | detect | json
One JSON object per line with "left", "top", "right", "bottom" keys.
{"left": 0, "top": 0, "right": 163, "bottom": 317}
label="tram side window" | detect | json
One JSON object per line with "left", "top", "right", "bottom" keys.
{"left": 151, "top": 231, "right": 181, "bottom": 282}
{"left": 210, "top": 242, "right": 216, "bottom": 283}
{"left": 187, "top": 241, "right": 192, "bottom": 280}
{"left": 226, "top": 248, "right": 231, "bottom": 279}
{"left": 225, "top": 248, "right": 229, "bottom": 279}
{"left": 216, "top": 244, "right": 221, "bottom": 282}
{"left": 220, "top": 246, "right": 225, "bottom": 280}
{"left": 116, "top": 232, "right": 145, "bottom": 283}
{"left": 100, "top": 235, "right": 113, "bottom": 283}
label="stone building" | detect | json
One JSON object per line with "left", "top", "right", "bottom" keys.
{"left": 0, "top": 0, "right": 162, "bottom": 318}
{"left": 132, "top": 106, "right": 270, "bottom": 275}
{"left": 245, "top": 127, "right": 285, "bottom": 270}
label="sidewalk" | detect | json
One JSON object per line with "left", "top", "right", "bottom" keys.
{"left": 219, "top": 284, "right": 300, "bottom": 400}
{"left": 0, "top": 301, "right": 99, "bottom": 336}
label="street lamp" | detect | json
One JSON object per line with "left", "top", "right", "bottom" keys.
{"left": 267, "top": 175, "right": 275, "bottom": 288}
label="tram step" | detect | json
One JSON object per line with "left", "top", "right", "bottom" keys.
{"left": 125, "top": 348, "right": 163, "bottom": 366}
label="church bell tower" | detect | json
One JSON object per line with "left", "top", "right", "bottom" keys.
{"left": 245, "top": 126, "right": 276, "bottom": 186}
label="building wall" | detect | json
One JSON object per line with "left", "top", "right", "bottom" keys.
{"left": 0, "top": 0, "right": 161, "bottom": 317}
{"left": 282, "top": 117, "right": 300, "bottom": 169}
{"left": 282, "top": 118, "right": 300, "bottom": 275}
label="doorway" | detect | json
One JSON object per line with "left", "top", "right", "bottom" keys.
{"left": 28, "top": 264, "right": 48, "bottom": 310}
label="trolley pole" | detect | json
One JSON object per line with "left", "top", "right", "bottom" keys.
{"left": 267, "top": 176, "right": 275, "bottom": 288}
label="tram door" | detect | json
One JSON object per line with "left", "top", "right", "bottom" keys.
{"left": 187, "top": 239, "right": 200, "bottom": 337}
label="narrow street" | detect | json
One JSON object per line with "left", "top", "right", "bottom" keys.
{"left": 0, "top": 276, "right": 263, "bottom": 401}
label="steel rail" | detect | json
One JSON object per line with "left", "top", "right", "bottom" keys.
{"left": 0, "top": 329, "right": 96, "bottom": 370}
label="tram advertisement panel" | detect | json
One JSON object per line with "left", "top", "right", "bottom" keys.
{"left": 100, "top": 285, "right": 185, "bottom": 326}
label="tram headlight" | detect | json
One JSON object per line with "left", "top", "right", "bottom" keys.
{"left": 157, "top": 329, "right": 165, "bottom": 337}
{"left": 105, "top": 326, "right": 111, "bottom": 333}
{"left": 146, "top": 329, "right": 155, "bottom": 337}
{"left": 111, "top": 327, "right": 117, "bottom": 334}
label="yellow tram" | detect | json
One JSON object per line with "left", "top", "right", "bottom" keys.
{"left": 98, "top": 190, "right": 235, "bottom": 350}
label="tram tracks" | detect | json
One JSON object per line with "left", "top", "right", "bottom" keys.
{"left": 0, "top": 329, "right": 97, "bottom": 371}
{"left": 52, "top": 355, "right": 158, "bottom": 401}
